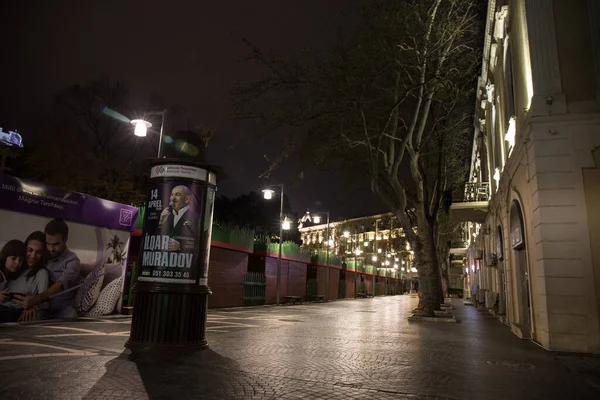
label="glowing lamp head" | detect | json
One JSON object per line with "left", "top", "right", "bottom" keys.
{"left": 282, "top": 218, "right": 291, "bottom": 230}
{"left": 262, "top": 189, "right": 274, "bottom": 200}
{"left": 131, "top": 119, "right": 152, "bottom": 137}
{"left": 343, "top": 231, "right": 350, "bottom": 238}
{"left": 313, "top": 215, "right": 321, "bottom": 224}
{"left": 371, "top": 255, "right": 377, "bottom": 262}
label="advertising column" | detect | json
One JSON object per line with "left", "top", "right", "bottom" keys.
{"left": 126, "top": 159, "right": 216, "bottom": 352}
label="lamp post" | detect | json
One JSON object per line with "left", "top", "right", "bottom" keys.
{"left": 263, "top": 184, "right": 285, "bottom": 305}
{"left": 354, "top": 228, "right": 358, "bottom": 298}
{"left": 312, "top": 211, "right": 330, "bottom": 301}
{"left": 130, "top": 109, "right": 167, "bottom": 158}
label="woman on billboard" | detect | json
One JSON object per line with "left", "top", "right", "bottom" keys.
{"left": 0, "top": 232, "right": 50, "bottom": 322}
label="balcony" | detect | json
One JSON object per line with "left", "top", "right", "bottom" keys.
{"left": 450, "top": 182, "right": 490, "bottom": 223}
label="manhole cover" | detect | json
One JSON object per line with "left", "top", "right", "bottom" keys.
{"left": 278, "top": 319, "right": 302, "bottom": 322}
{"left": 486, "top": 360, "right": 535, "bottom": 370}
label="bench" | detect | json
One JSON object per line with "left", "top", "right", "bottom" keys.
{"left": 283, "top": 295, "right": 302, "bottom": 305}
{"left": 357, "top": 292, "right": 374, "bottom": 298}
{"left": 313, "top": 295, "right": 325, "bottom": 303}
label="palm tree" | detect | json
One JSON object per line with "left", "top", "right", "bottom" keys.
{"left": 106, "top": 235, "right": 125, "bottom": 263}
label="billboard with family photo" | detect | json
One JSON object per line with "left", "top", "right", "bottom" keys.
{"left": 0, "top": 174, "right": 137, "bottom": 322}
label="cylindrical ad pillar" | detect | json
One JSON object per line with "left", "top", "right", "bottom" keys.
{"left": 126, "top": 159, "right": 217, "bottom": 352}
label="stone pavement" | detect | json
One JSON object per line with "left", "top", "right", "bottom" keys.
{"left": 1, "top": 296, "right": 599, "bottom": 399}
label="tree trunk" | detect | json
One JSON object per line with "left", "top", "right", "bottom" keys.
{"left": 440, "top": 263, "right": 449, "bottom": 298}
{"left": 412, "top": 219, "right": 443, "bottom": 317}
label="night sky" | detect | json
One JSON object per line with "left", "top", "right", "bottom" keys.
{"left": 1, "top": 0, "right": 385, "bottom": 220}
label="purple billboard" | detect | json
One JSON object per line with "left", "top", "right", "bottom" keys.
{"left": 0, "top": 175, "right": 137, "bottom": 231}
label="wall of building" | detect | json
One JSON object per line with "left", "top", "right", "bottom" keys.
{"left": 553, "top": 0, "right": 596, "bottom": 107}
{"left": 317, "top": 265, "right": 328, "bottom": 298}
{"left": 583, "top": 147, "right": 600, "bottom": 334}
{"left": 329, "top": 268, "right": 340, "bottom": 300}
{"left": 462, "top": 0, "right": 600, "bottom": 354}
{"left": 286, "top": 260, "right": 308, "bottom": 298}
{"left": 346, "top": 272, "right": 356, "bottom": 298}
{"left": 529, "top": 117, "right": 600, "bottom": 353}
{"left": 207, "top": 246, "right": 249, "bottom": 308}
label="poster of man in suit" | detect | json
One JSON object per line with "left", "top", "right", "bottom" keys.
{"left": 139, "top": 181, "right": 204, "bottom": 284}
{"left": 159, "top": 185, "right": 200, "bottom": 252}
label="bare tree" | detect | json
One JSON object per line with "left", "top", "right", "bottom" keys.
{"left": 234, "top": 0, "right": 481, "bottom": 316}
{"left": 21, "top": 77, "right": 155, "bottom": 204}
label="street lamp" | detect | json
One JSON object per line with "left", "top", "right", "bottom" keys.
{"left": 131, "top": 119, "right": 152, "bottom": 137}
{"left": 306, "top": 210, "right": 330, "bottom": 301}
{"left": 130, "top": 109, "right": 167, "bottom": 158}
{"left": 263, "top": 184, "right": 284, "bottom": 305}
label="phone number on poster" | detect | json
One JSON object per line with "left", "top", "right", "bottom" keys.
{"left": 151, "top": 271, "right": 190, "bottom": 278}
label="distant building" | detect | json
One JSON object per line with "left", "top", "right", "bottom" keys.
{"left": 298, "top": 211, "right": 418, "bottom": 282}
{"left": 452, "top": 0, "right": 600, "bottom": 353}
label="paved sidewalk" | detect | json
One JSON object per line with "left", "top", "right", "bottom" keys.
{"left": 1, "top": 296, "right": 599, "bottom": 399}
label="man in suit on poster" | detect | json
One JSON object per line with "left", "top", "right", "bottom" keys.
{"left": 158, "top": 185, "right": 200, "bottom": 252}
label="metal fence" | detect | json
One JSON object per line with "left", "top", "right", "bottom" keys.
{"left": 242, "top": 272, "right": 266, "bottom": 306}
{"left": 306, "top": 279, "right": 318, "bottom": 301}
{"left": 463, "top": 182, "right": 490, "bottom": 202}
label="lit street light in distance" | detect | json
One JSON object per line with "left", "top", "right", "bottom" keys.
{"left": 262, "top": 189, "right": 274, "bottom": 200}
{"left": 372, "top": 255, "right": 377, "bottom": 262}
{"left": 282, "top": 218, "right": 291, "bottom": 230}
{"left": 313, "top": 215, "right": 322, "bottom": 224}
{"left": 343, "top": 231, "right": 350, "bottom": 238}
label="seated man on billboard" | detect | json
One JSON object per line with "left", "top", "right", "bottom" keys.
{"left": 159, "top": 185, "right": 199, "bottom": 252}
{"left": 15, "top": 219, "right": 81, "bottom": 319}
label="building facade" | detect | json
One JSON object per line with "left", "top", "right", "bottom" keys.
{"left": 298, "top": 211, "right": 418, "bottom": 280}
{"left": 452, "top": 0, "right": 600, "bottom": 353}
